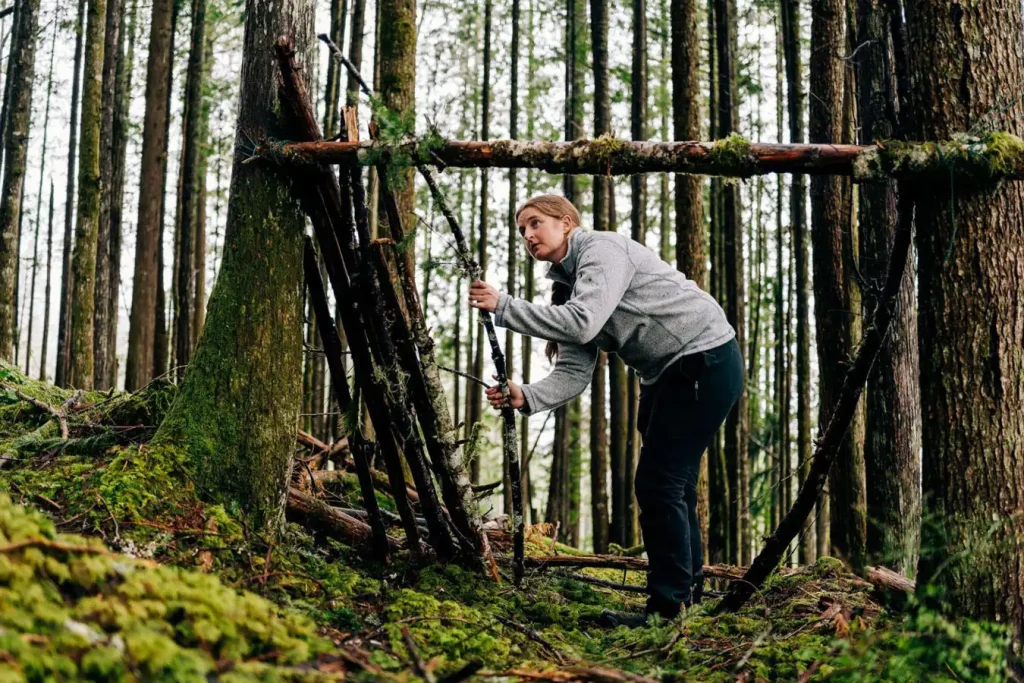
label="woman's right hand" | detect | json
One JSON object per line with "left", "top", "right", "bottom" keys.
{"left": 486, "top": 375, "right": 525, "bottom": 410}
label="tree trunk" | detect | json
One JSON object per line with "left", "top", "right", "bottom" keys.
{"left": 810, "top": 0, "right": 865, "bottom": 567}
{"left": 781, "top": 0, "right": 815, "bottom": 564}
{"left": 0, "top": 0, "right": 39, "bottom": 360}
{"left": 154, "top": 1, "right": 180, "bottom": 380}
{"left": 68, "top": 0, "right": 109, "bottom": 389}
{"left": 855, "top": 0, "right": 920, "bottom": 576}
{"left": 468, "top": 0, "right": 492, "bottom": 485}
{"left": 152, "top": 0, "right": 314, "bottom": 534}
{"left": 40, "top": 182, "right": 54, "bottom": 380}
{"left": 192, "top": 30, "right": 212, "bottom": 347}
{"left": 672, "top": 0, "right": 703, "bottom": 284}
{"left": 93, "top": 0, "right": 123, "bottom": 389}
{"left": 55, "top": 0, "right": 87, "bottom": 387}
{"left": 346, "top": 0, "right": 365, "bottom": 107}
{"left": 25, "top": 17, "right": 57, "bottom": 377}
{"left": 908, "top": 0, "right": 1024, "bottom": 643}
{"left": 590, "top": 0, "right": 611, "bottom": 555}
{"left": 174, "top": 0, "right": 207, "bottom": 379}
{"left": 377, "top": 0, "right": 416, "bottom": 247}
{"left": 520, "top": 0, "right": 537, "bottom": 525}
{"left": 505, "top": 0, "right": 521, "bottom": 520}
{"left": 322, "top": 0, "right": 347, "bottom": 138}
{"left": 714, "top": 0, "right": 748, "bottom": 565}
{"left": 125, "top": 0, "right": 174, "bottom": 390}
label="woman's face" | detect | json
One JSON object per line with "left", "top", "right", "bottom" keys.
{"left": 517, "top": 208, "right": 572, "bottom": 263}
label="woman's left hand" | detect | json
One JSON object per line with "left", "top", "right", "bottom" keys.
{"left": 469, "top": 280, "right": 500, "bottom": 313}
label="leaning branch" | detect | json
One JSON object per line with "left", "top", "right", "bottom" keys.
{"left": 262, "top": 133, "right": 1024, "bottom": 182}
{"left": 714, "top": 182, "right": 917, "bottom": 613}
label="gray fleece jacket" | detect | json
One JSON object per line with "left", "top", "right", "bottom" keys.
{"left": 494, "top": 227, "right": 735, "bottom": 416}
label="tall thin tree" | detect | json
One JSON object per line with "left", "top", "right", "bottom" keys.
{"left": 125, "top": 0, "right": 175, "bottom": 390}
{"left": 0, "top": 0, "right": 40, "bottom": 360}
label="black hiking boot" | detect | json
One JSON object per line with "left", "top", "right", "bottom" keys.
{"left": 595, "top": 609, "right": 649, "bottom": 628}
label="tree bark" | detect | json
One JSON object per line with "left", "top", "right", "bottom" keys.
{"left": 714, "top": 0, "right": 748, "bottom": 565}
{"left": 25, "top": 16, "right": 57, "bottom": 377}
{"left": 93, "top": 0, "right": 122, "bottom": 389}
{"left": 152, "top": 0, "right": 314, "bottom": 534}
{"left": 467, "top": 0, "right": 492, "bottom": 485}
{"left": 810, "top": 0, "right": 866, "bottom": 567}
{"left": 173, "top": 0, "right": 207, "bottom": 378}
{"left": 590, "top": 0, "right": 611, "bottom": 555}
{"left": 672, "top": 0, "right": 703, "bottom": 284}
{"left": 505, "top": 0, "right": 521, "bottom": 522}
{"left": 855, "top": 0, "right": 920, "bottom": 576}
{"left": 780, "top": 0, "right": 814, "bottom": 566}
{"left": 40, "top": 182, "right": 54, "bottom": 380}
{"left": 377, "top": 0, "right": 417, "bottom": 246}
{"left": 345, "top": 0, "right": 365, "bottom": 107}
{"left": 68, "top": 0, "right": 109, "bottom": 389}
{"left": 0, "top": 0, "right": 39, "bottom": 360}
{"left": 908, "top": 0, "right": 1024, "bottom": 645}
{"left": 125, "top": 0, "right": 174, "bottom": 390}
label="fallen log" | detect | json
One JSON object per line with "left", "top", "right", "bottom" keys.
{"left": 865, "top": 565, "right": 915, "bottom": 593}
{"left": 265, "top": 133, "right": 1024, "bottom": 182}
{"left": 286, "top": 487, "right": 399, "bottom": 552}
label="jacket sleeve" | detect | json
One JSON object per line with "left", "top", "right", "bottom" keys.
{"left": 518, "top": 341, "right": 598, "bottom": 416}
{"left": 495, "top": 238, "right": 636, "bottom": 345}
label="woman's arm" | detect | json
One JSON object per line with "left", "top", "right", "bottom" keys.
{"left": 517, "top": 341, "right": 599, "bottom": 416}
{"left": 495, "top": 237, "right": 636, "bottom": 345}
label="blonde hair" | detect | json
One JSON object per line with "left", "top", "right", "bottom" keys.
{"left": 515, "top": 194, "right": 582, "bottom": 230}
{"left": 515, "top": 195, "right": 582, "bottom": 363}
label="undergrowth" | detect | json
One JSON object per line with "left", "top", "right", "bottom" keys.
{"left": 0, "top": 362, "right": 1012, "bottom": 681}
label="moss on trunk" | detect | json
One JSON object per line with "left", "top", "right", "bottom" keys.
{"left": 152, "top": 0, "right": 314, "bottom": 534}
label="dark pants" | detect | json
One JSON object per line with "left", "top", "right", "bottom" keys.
{"left": 635, "top": 337, "right": 744, "bottom": 615}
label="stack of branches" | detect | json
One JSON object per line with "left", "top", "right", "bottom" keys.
{"left": 271, "top": 39, "right": 504, "bottom": 580}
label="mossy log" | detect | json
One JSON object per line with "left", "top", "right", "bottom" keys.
{"left": 268, "top": 131, "right": 1024, "bottom": 183}
{"left": 285, "top": 487, "right": 399, "bottom": 551}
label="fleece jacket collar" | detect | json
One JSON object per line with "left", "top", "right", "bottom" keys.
{"left": 545, "top": 227, "right": 585, "bottom": 285}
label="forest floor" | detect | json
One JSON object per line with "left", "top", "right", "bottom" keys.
{"left": 0, "top": 362, "right": 1010, "bottom": 682}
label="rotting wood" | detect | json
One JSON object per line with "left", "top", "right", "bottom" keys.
{"left": 286, "top": 486, "right": 400, "bottom": 552}
{"left": 261, "top": 134, "right": 1024, "bottom": 182}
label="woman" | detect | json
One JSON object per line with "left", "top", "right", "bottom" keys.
{"left": 468, "top": 194, "right": 743, "bottom": 627}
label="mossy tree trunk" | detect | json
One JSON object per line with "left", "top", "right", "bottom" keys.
{"left": 0, "top": 0, "right": 40, "bottom": 361}
{"left": 153, "top": 0, "right": 314, "bottom": 534}
{"left": 125, "top": 0, "right": 174, "bottom": 391}
{"left": 377, "top": 0, "right": 416, "bottom": 244}
{"left": 56, "top": 0, "right": 87, "bottom": 388}
{"left": 94, "top": 0, "right": 123, "bottom": 389}
{"left": 855, "top": 0, "right": 920, "bottom": 576}
{"left": 909, "top": 0, "right": 1024, "bottom": 641}
{"left": 68, "top": 0, "right": 109, "bottom": 390}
